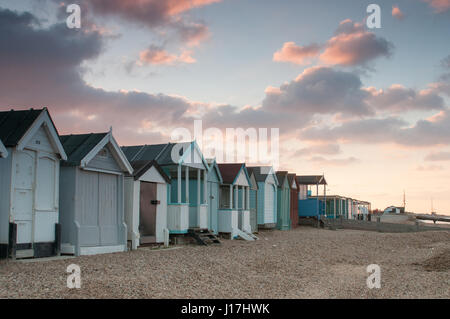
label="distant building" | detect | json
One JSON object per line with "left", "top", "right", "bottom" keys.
{"left": 383, "top": 206, "right": 405, "bottom": 214}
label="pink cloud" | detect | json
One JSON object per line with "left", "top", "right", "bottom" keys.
{"left": 139, "top": 46, "right": 196, "bottom": 65}
{"left": 423, "top": 0, "right": 450, "bottom": 13}
{"left": 274, "top": 20, "right": 392, "bottom": 67}
{"left": 273, "top": 42, "right": 321, "bottom": 65}
{"left": 392, "top": 6, "right": 405, "bottom": 20}
{"left": 166, "top": 0, "right": 222, "bottom": 16}
{"left": 77, "top": 0, "right": 219, "bottom": 47}
{"left": 320, "top": 20, "right": 392, "bottom": 66}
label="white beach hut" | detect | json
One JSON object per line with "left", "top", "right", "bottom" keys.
{"left": 59, "top": 130, "right": 133, "bottom": 256}
{"left": 123, "top": 158, "right": 171, "bottom": 250}
{"left": 0, "top": 108, "right": 67, "bottom": 259}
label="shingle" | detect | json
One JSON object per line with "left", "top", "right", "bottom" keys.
{"left": 0, "top": 108, "right": 43, "bottom": 146}
{"left": 247, "top": 166, "right": 274, "bottom": 182}
{"left": 217, "top": 163, "right": 244, "bottom": 184}
{"left": 276, "top": 171, "right": 289, "bottom": 186}
{"left": 296, "top": 175, "right": 327, "bottom": 185}
{"left": 287, "top": 173, "right": 297, "bottom": 188}
{"left": 60, "top": 133, "right": 107, "bottom": 166}
{"left": 121, "top": 144, "right": 169, "bottom": 163}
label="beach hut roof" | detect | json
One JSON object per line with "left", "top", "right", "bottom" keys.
{"left": 128, "top": 160, "right": 171, "bottom": 182}
{"left": 60, "top": 129, "right": 133, "bottom": 174}
{"left": 122, "top": 141, "right": 208, "bottom": 169}
{"left": 296, "top": 175, "right": 327, "bottom": 185}
{"left": 287, "top": 173, "right": 298, "bottom": 189}
{"left": 121, "top": 143, "right": 169, "bottom": 163}
{"left": 206, "top": 158, "right": 223, "bottom": 183}
{"left": 276, "top": 171, "right": 290, "bottom": 187}
{"left": 218, "top": 163, "right": 245, "bottom": 184}
{"left": 247, "top": 166, "right": 278, "bottom": 186}
{"left": 60, "top": 132, "right": 108, "bottom": 164}
{"left": 0, "top": 108, "right": 67, "bottom": 160}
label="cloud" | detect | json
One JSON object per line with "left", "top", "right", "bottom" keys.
{"left": 319, "top": 20, "right": 393, "bottom": 66}
{"left": 80, "top": 0, "right": 220, "bottom": 28}
{"left": 262, "top": 66, "right": 373, "bottom": 117}
{"left": 425, "top": 151, "right": 450, "bottom": 161}
{"left": 138, "top": 45, "right": 196, "bottom": 65}
{"left": 423, "top": 0, "right": 450, "bottom": 13}
{"left": 365, "top": 84, "right": 445, "bottom": 113}
{"left": 294, "top": 144, "right": 341, "bottom": 157}
{"left": 301, "top": 109, "right": 450, "bottom": 147}
{"left": 442, "top": 55, "right": 450, "bottom": 69}
{"left": 0, "top": 7, "right": 201, "bottom": 144}
{"left": 273, "top": 19, "right": 392, "bottom": 68}
{"left": 392, "top": 6, "right": 405, "bottom": 20}
{"left": 82, "top": 0, "right": 218, "bottom": 47}
{"left": 172, "top": 20, "right": 210, "bottom": 47}
{"left": 273, "top": 42, "right": 321, "bottom": 65}
{"left": 309, "top": 156, "right": 359, "bottom": 166}
{"left": 416, "top": 164, "right": 444, "bottom": 171}
{"left": 301, "top": 117, "right": 408, "bottom": 144}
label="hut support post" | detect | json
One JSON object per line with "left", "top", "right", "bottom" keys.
{"left": 197, "top": 169, "right": 201, "bottom": 218}
{"left": 246, "top": 186, "right": 250, "bottom": 210}
{"left": 316, "top": 183, "right": 319, "bottom": 218}
{"left": 236, "top": 186, "right": 239, "bottom": 209}
{"left": 229, "top": 185, "right": 233, "bottom": 209}
{"left": 203, "top": 170, "right": 207, "bottom": 204}
{"left": 185, "top": 166, "right": 189, "bottom": 203}
{"left": 177, "top": 164, "right": 182, "bottom": 203}
{"left": 241, "top": 186, "right": 245, "bottom": 210}
{"left": 334, "top": 198, "right": 336, "bottom": 219}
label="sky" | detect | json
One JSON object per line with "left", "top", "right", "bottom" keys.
{"left": 1, "top": 0, "right": 450, "bottom": 214}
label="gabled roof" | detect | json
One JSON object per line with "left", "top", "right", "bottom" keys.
{"left": 248, "top": 171, "right": 259, "bottom": 190}
{"left": 128, "top": 160, "right": 170, "bottom": 182}
{"left": 206, "top": 158, "right": 223, "bottom": 183}
{"left": 296, "top": 175, "right": 327, "bottom": 185}
{"left": 60, "top": 129, "right": 133, "bottom": 174}
{"left": 247, "top": 166, "right": 278, "bottom": 186}
{"left": 60, "top": 133, "right": 108, "bottom": 165}
{"left": 287, "top": 173, "right": 298, "bottom": 189}
{"left": 0, "top": 138, "right": 7, "bottom": 158}
{"left": 122, "top": 143, "right": 169, "bottom": 163}
{"left": 0, "top": 108, "right": 67, "bottom": 159}
{"left": 218, "top": 163, "right": 244, "bottom": 184}
{"left": 276, "top": 171, "right": 290, "bottom": 188}
{"left": 122, "top": 141, "right": 208, "bottom": 169}
{"left": 0, "top": 108, "right": 43, "bottom": 146}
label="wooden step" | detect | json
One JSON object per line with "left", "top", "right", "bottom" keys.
{"left": 188, "top": 229, "right": 221, "bottom": 246}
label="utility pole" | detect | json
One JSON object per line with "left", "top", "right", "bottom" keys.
{"left": 403, "top": 190, "right": 406, "bottom": 212}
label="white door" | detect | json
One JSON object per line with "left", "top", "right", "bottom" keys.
{"left": 34, "top": 155, "right": 58, "bottom": 242}
{"left": 99, "top": 173, "right": 119, "bottom": 245}
{"left": 264, "top": 183, "right": 275, "bottom": 224}
{"left": 13, "top": 150, "right": 35, "bottom": 244}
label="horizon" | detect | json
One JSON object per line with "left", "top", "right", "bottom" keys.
{"left": 1, "top": 0, "right": 450, "bottom": 215}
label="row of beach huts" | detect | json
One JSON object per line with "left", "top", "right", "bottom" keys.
{"left": 0, "top": 108, "right": 371, "bottom": 259}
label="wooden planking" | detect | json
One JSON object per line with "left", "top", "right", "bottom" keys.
{"left": 86, "top": 144, "right": 122, "bottom": 172}
{"left": 25, "top": 125, "right": 55, "bottom": 154}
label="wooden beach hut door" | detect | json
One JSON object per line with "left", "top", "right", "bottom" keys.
{"left": 98, "top": 173, "right": 119, "bottom": 245}
{"left": 13, "top": 150, "right": 36, "bottom": 245}
{"left": 13, "top": 150, "right": 58, "bottom": 247}
{"left": 139, "top": 181, "right": 157, "bottom": 243}
{"left": 208, "top": 182, "right": 219, "bottom": 234}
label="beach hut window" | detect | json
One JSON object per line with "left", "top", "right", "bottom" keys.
{"left": 219, "top": 187, "right": 230, "bottom": 209}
